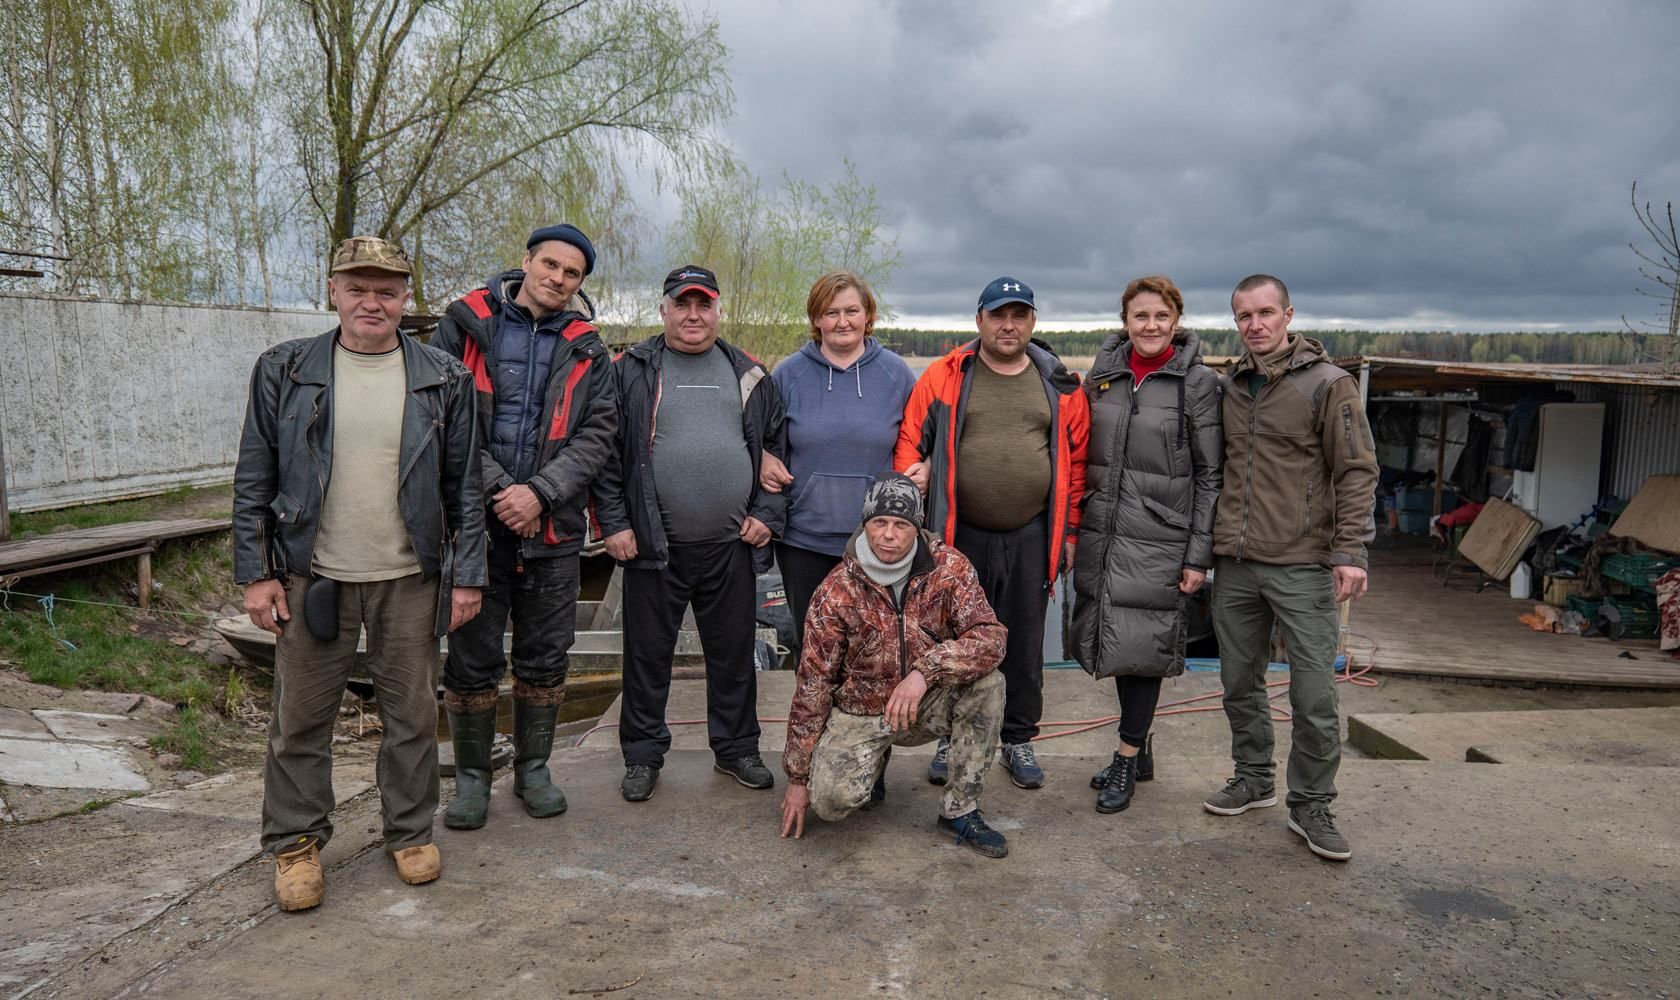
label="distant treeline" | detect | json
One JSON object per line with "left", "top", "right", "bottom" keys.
{"left": 876, "top": 328, "right": 1663, "bottom": 365}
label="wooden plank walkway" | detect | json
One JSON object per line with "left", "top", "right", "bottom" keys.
{"left": 0, "top": 518, "right": 230, "bottom": 608}
{"left": 1352, "top": 549, "right": 1680, "bottom": 689}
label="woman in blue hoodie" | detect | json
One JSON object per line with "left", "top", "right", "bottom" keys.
{"left": 763, "top": 271, "right": 916, "bottom": 654}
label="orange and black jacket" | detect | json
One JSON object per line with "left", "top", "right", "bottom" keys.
{"left": 433, "top": 283, "right": 618, "bottom": 557}
{"left": 893, "top": 339, "right": 1090, "bottom": 583}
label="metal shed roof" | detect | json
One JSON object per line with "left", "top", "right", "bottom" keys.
{"left": 1337, "top": 356, "right": 1680, "bottom": 391}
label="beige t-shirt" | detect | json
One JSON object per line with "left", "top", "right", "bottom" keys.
{"left": 955, "top": 358, "right": 1053, "bottom": 531}
{"left": 312, "top": 342, "right": 421, "bottom": 582}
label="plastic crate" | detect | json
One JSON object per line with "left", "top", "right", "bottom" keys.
{"left": 1398, "top": 510, "right": 1433, "bottom": 535}
{"left": 1567, "top": 593, "right": 1659, "bottom": 640}
{"left": 1598, "top": 552, "right": 1680, "bottom": 592}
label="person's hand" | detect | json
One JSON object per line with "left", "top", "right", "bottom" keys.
{"left": 604, "top": 529, "right": 638, "bottom": 562}
{"left": 492, "top": 485, "right": 543, "bottom": 538}
{"left": 740, "top": 515, "right": 772, "bottom": 547}
{"left": 448, "top": 587, "right": 482, "bottom": 632}
{"left": 244, "top": 579, "right": 290, "bottom": 636}
{"left": 1179, "top": 568, "right": 1207, "bottom": 594}
{"left": 780, "top": 783, "right": 810, "bottom": 839}
{"left": 1062, "top": 540, "right": 1076, "bottom": 575}
{"left": 884, "top": 669, "right": 929, "bottom": 732}
{"left": 760, "top": 452, "right": 794, "bottom": 494}
{"left": 903, "top": 460, "right": 930, "bottom": 494}
{"left": 1333, "top": 565, "right": 1369, "bottom": 602}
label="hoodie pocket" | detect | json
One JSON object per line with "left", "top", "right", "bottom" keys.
{"left": 790, "top": 473, "right": 873, "bottom": 536}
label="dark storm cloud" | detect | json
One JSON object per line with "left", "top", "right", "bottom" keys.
{"left": 705, "top": 0, "right": 1680, "bottom": 329}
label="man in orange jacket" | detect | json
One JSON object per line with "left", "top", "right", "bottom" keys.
{"left": 895, "top": 276, "right": 1089, "bottom": 789}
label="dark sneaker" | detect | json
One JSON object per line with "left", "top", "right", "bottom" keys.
{"left": 1202, "top": 776, "right": 1278, "bottom": 816}
{"left": 927, "top": 738, "right": 950, "bottom": 785}
{"left": 1090, "top": 735, "right": 1155, "bottom": 788}
{"left": 621, "top": 763, "right": 659, "bottom": 802}
{"left": 999, "top": 742, "right": 1045, "bottom": 789}
{"left": 861, "top": 748, "right": 890, "bottom": 811}
{"left": 937, "top": 810, "right": 1009, "bottom": 859}
{"left": 1095, "top": 752, "right": 1136, "bottom": 814}
{"left": 1289, "top": 804, "right": 1352, "bottom": 861}
{"left": 714, "top": 753, "right": 775, "bottom": 790}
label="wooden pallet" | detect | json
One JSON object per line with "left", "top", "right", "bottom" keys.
{"left": 0, "top": 518, "right": 230, "bottom": 608}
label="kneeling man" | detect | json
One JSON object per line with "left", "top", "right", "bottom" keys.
{"left": 778, "top": 475, "right": 1011, "bottom": 857}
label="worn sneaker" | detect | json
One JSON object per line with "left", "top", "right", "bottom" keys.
{"left": 1288, "top": 804, "right": 1352, "bottom": 861}
{"left": 999, "top": 742, "right": 1045, "bottom": 789}
{"left": 714, "top": 753, "right": 775, "bottom": 790}
{"left": 927, "top": 738, "right": 951, "bottom": 785}
{"left": 391, "top": 844, "right": 441, "bottom": 885}
{"left": 273, "top": 839, "right": 323, "bottom": 912}
{"left": 1202, "top": 776, "right": 1278, "bottom": 816}
{"left": 937, "top": 810, "right": 1009, "bottom": 858}
{"left": 1090, "top": 735, "right": 1155, "bottom": 788}
{"left": 622, "top": 763, "right": 660, "bottom": 802}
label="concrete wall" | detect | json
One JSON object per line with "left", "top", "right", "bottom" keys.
{"left": 0, "top": 294, "right": 331, "bottom": 511}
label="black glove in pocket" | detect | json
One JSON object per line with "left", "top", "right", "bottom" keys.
{"left": 302, "top": 577, "right": 341, "bottom": 642}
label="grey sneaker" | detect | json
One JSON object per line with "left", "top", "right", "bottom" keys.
{"left": 1202, "top": 776, "right": 1278, "bottom": 816}
{"left": 999, "top": 742, "right": 1045, "bottom": 789}
{"left": 1288, "top": 804, "right": 1352, "bottom": 861}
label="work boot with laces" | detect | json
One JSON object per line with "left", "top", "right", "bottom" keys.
{"left": 927, "top": 739, "right": 951, "bottom": 785}
{"left": 273, "top": 838, "right": 323, "bottom": 912}
{"left": 1091, "top": 734, "right": 1155, "bottom": 787}
{"left": 392, "top": 843, "right": 442, "bottom": 885}
{"left": 999, "top": 742, "right": 1045, "bottom": 789}
{"left": 1288, "top": 804, "right": 1353, "bottom": 861}
{"left": 1095, "top": 751, "right": 1137, "bottom": 814}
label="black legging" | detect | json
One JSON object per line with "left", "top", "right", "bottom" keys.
{"left": 1114, "top": 675, "right": 1163, "bottom": 748}
{"left": 776, "top": 542, "right": 843, "bottom": 658}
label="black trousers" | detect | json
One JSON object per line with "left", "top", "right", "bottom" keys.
{"left": 444, "top": 540, "right": 579, "bottom": 695}
{"left": 620, "top": 539, "right": 761, "bottom": 768}
{"left": 954, "top": 515, "right": 1049, "bottom": 745}
{"left": 1113, "top": 675, "right": 1164, "bottom": 748}
{"left": 775, "top": 542, "right": 842, "bottom": 658}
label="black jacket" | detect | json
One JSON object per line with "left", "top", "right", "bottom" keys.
{"left": 433, "top": 282, "right": 618, "bottom": 557}
{"left": 232, "top": 329, "right": 488, "bottom": 636}
{"left": 592, "top": 334, "right": 787, "bottom": 573}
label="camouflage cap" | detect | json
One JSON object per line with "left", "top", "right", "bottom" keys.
{"left": 330, "top": 236, "right": 412, "bottom": 277}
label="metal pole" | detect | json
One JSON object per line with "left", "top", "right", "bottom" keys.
{"left": 1434, "top": 401, "right": 1447, "bottom": 516}
{"left": 0, "top": 418, "right": 10, "bottom": 541}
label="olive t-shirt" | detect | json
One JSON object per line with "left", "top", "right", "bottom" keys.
{"left": 955, "top": 358, "right": 1053, "bottom": 531}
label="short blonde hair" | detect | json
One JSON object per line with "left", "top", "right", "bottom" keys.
{"left": 806, "top": 271, "right": 878, "bottom": 342}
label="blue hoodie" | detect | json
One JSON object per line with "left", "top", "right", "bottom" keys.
{"left": 771, "top": 337, "right": 916, "bottom": 556}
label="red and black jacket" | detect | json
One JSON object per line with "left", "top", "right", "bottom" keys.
{"left": 433, "top": 279, "right": 618, "bottom": 557}
{"left": 893, "top": 339, "right": 1090, "bottom": 584}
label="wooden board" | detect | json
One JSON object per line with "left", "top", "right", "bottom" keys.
{"left": 1610, "top": 474, "right": 1680, "bottom": 556}
{"left": 1458, "top": 496, "right": 1540, "bottom": 580}
{"left": 0, "top": 518, "right": 229, "bottom": 575}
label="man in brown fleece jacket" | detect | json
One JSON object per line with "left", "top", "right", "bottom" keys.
{"left": 778, "top": 474, "right": 1011, "bottom": 857}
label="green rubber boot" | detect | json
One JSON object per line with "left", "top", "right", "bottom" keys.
{"left": 512, "top": 698, "right": 567, "bottom": 818}
{"left": 443, "top": 707, "right": 496, "bottom": 830}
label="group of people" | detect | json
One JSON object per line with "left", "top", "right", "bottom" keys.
{"left": 233, "top": 225, "right": 1378, "bottom": 913}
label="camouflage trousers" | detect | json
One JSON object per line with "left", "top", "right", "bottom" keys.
{"left": 810, "top": 671, "right": 1005, "bottom": 821}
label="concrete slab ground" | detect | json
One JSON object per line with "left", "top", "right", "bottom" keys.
{"left": 0, "top": 709, "right": 50, "bottom": 741}
{"left": 29, "top": 710, "right": 162, "bottom": 744}
{"left": 1350, "top": 705, "right": 1680, "bottom": 766}
{"left": 0, "top": 737, "right": 150, "bottom": 791}
{"left": 123, "top": 746, "right": 1680, "bottom": 999}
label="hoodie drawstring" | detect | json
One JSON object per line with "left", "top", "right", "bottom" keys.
{"left": 854, "top": 362, "right": 862, "bottom": 398}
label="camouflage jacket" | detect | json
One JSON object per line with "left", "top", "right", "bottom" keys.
{"left": 783, "top": 532, "right": 1006, "bottom": 785}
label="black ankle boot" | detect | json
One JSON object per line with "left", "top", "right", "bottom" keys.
{"left": 512, "top": 698, "right": 567, "bottom": 818}
{"left": 1095, "top": 751, "right": 1137, "bottom": 814}
{"left": 444, "top": 708, "right": 497, "bottom": 830}
{"left": 1136, "top": 733, "right": 1155, "bottom": 782}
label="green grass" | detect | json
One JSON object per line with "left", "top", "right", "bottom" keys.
{"left": 148, "top": 704, "right": 214, "bottom": 771}
{"left": 8, "top": 484, "right": 231, "bottom": 538}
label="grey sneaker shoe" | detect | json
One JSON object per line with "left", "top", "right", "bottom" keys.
{"left": 1202, "top": 776, "right": 1278, "bottom": 816}
{"left": 999, "top": 742, "right": 1045, "bottom": 789}
{"left": 1288, "top": 804, "right": 1352, "bottom": 861}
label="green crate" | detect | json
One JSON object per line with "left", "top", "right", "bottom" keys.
{"left": 1567, "top": 593, "right": 1659, "bottom": 640}
{"left": 1598, "top": 552, "right": 1680, "bottom": 591}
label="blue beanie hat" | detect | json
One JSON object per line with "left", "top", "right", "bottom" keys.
{"left": 526, "top": 223, "right": 596, "bottom": 276}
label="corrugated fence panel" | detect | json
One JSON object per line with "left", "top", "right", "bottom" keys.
{"left": 1556, "top": 381, "right": 1680, "bottom": 500}
{"left": 0, "top": 294, "right": 329, "bottom": 511}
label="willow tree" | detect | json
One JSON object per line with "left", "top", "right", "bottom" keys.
{"left": 278, "top": 0, "right": 731, "bottom": 308}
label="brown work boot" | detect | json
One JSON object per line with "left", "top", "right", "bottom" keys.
{"left": 274, "top": 840, "right": 323, "bottom": 912}
{"left": 392, "top": 843, "right": 441, "bottom": 885}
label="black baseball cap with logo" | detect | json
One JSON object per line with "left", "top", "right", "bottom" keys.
{"left": 978, "top": 276, "right": 1035, "bottom": 312}
{"left": 663, "top": 265, "right": 720, "bottom": 299}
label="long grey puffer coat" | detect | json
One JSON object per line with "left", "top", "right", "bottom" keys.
{"left": 1069, "top": 331, "right": 1222, "bottom": 679}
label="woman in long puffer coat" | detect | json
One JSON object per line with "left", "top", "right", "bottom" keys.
{"left": 1069, "top": 275, "right": 1222, "bottom": 815}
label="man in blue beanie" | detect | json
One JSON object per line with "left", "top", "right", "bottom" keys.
{"left": 431, "top": 225, "right": 618, "bottom": 830}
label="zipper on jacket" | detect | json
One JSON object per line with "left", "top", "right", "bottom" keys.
{"left": 303, "top": 392, "right": 327, "bottom": 576}
{"left": 1342, "top": 404, "right": 1357, "bottom": 460}
{"left": 1235, "top": 383, "right": 1258, "bottom": 560}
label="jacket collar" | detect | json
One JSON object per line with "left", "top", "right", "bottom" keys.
{"left": 1231, "top": 333, "right": 1327, "bottom": 379}
{"left": 1088, "top": 329, "right": 1202, "bottom": 384}
{"left": 290, "top": 328, "right": 447, "bottom": 393}
{"left": 950, "top": 338, "right": 1080, "bottom": 393}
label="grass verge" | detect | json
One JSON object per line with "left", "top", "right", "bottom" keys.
{"left": 8, "top": 484, "right": 232, "bottom": 538}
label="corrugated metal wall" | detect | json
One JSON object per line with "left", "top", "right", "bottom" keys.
{"left": 1560, "top": 382, "right": 1680, "bottom": 499}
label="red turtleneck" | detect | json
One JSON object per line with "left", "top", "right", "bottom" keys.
{"left": 1129, "top": 344, "right": 1174, "bottom": 383}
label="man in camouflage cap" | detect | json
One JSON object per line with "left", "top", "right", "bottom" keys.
{"left": 778, "top": 474, "right": 1014, "bottom": 857}
{"left": 233, "top": 235, "right": 488, "bottom": 910}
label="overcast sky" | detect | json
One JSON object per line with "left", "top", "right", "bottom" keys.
{"left": 670, "top": 0, "right": 1680, "bottom": 331}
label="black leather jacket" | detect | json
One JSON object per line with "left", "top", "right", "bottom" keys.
{"left": 232, "top": 329, "right": 488, "bottom": 633}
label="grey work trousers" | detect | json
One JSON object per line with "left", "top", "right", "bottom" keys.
{"left": 261, "top": 573, "right": 440, "bottom": 854}
{"left": 1211, "top": 557, "right": 1343, "bottom": 808}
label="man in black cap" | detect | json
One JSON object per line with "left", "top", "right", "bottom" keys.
{"left": 593, "top": 265, "right": 787, "bottom": 802}
{"left": 431, "top": 224, "right": 619, "bottom": 829}
{"left": 777, "top": 474, "right": 1010, "bottom": 857}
